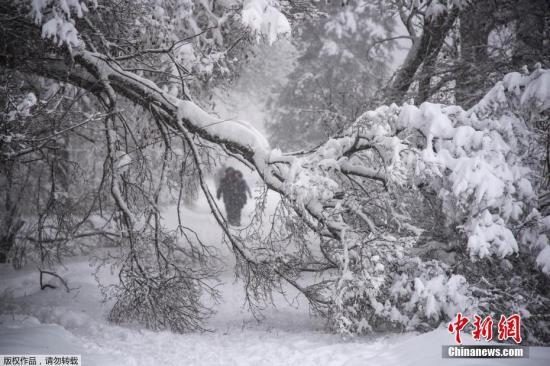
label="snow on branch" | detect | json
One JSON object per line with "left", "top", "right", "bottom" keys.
{"left": 242, "top": 0, "right": 291, "bottom": 45}
{"left": 69, "top": 50, "right": 550, "bottom": 333}
{"left": 31, "top": 0, "right": 89, "bottom": 49}
{"left": 68, "top": 46, "right": 550, "bottom": 272}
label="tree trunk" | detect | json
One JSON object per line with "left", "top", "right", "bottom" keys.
{"left": 0, "top": 161, "right": 24, "bottom": 263}
{"left": 512, "top": 0, "right": 550, "bottom": 69}
{"left": 385, "top": 8, "right": 459, "bottom": 104}
{"left": 416, "top": 49, "right": 437, "bottom": 104}
{"left": 455, "top": 0, "right": 495, "bottom": 109}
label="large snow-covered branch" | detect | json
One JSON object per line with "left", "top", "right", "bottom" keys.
{"left": 62, "top": 51, "right": 349, "bottom": 241}
{"left": 56, "top": 49, "right": 550, "bottom": 267}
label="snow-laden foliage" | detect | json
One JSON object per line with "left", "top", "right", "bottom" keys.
{"left": 284, "top": 67, "right": 548, "bottom": 261}
{"left": 242, "top": 0, "right": 290, "bottom": 45}
{"left": 31, "top": 0, "right": 89, "bottom": 49}
{"left": 265, "top": 67, "right": 549, "bottom": 337}
{"left": 28, "top": 0, "right": 289, "bottom": 96}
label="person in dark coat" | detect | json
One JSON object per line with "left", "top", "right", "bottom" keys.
{"left": 216, "top": 168, "right": 251, "bottom": 226}
{"left": 217, "top": 167, "right": 237, "bottom": 225}
{"left": 234, "top": 170, "right": 252, "bottom": 218}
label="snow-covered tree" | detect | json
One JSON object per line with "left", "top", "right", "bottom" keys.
{"left": 266, "top": 0, "right": 397, "bottom": 149}
{"left": 1, "top": 0, "right": 293, "bottom": 332}
{"left": 1, "top": 0, "right": 549, "bottom": 344}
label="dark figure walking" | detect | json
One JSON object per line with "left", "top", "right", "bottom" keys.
{"left": 216, "top": 168, "right": 251, "bottom": 226}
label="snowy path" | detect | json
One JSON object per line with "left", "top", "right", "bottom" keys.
{"left": 2, "top": 175, "right": 550, "bottom": 365}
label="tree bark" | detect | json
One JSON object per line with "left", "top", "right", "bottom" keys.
{"left": 455, "top": 0, "right": 495, "bottom": 109}
{"left": 512, "top": 0, "right": 550, "bottom": 69}
{"left": 416, "top": 48, "right": 437, "bottom": 104}
{"left": 0, "top": 161, "right": 24, "bottom": 263}
{"left": 385, "top": 8, "right": 459, "bottom": 104}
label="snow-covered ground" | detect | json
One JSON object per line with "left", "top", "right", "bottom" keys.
{"left": 1, "top": 172, "right": 550, "bottom": 366}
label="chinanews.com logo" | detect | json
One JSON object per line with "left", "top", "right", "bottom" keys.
{"left": 442, "top": 313, "right": 529, "bottom": 359}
